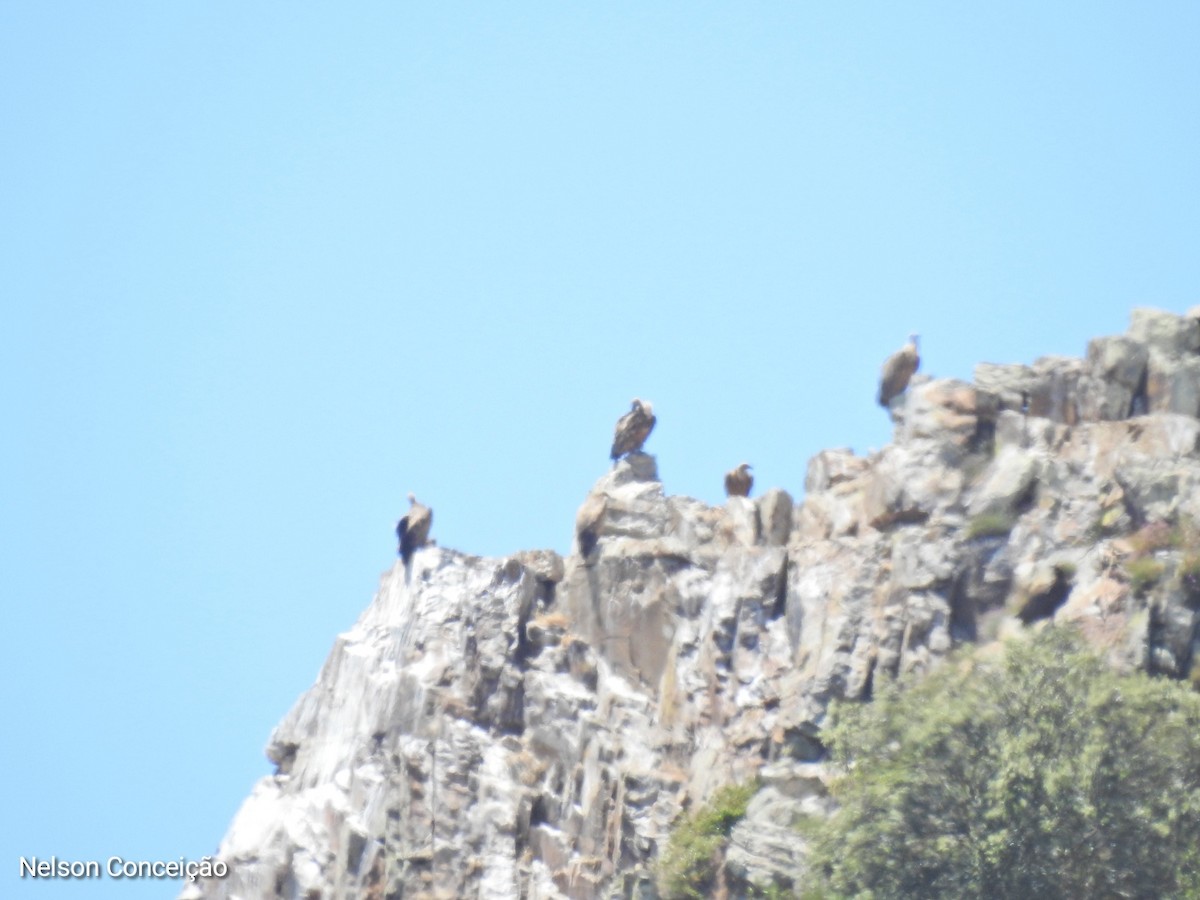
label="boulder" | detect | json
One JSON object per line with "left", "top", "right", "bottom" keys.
{"left": 968, "top": 446, "right": 1040, "bottom": 518}
{"left": 1129, "top": 307, "right": 1200, "bottom": 356}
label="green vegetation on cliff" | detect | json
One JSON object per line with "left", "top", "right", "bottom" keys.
{"left": 808, "top": 628, "right": 1200, "bottom": 899}
{"left": 658, "top": 781, "right": 758, "bottom": 899}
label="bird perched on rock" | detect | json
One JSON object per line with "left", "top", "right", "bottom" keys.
{"left": 396, "top": 493, "right": 432, "bottom": 567}
{"left": 610, "top": 398, "right": 656, "bottom": 463}
{"left": 724, "top": 463, "right": 753, "bottom": 498}
{"left": 877, "top": 333, "right": 921, "bottom": 407}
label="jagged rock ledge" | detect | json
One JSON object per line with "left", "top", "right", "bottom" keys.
{"left": 185, "top": 307, "right": 1200, "bottom": 899}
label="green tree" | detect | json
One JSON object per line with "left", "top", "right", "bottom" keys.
{"left": 658, "top": 781, "right": 758, "bottom": 899}
{"left": 808, "top": 628, "right": 1200, "bottom": 899}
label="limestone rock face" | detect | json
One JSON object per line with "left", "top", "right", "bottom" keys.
{"left": 968, "top": 445, "right": 1040, "bottom": 517}
{"left": 186, "top": 308, "right": 1200, "bottom": 899}
{"left": 725, "top": 762, "right": 833, "bottom": 894}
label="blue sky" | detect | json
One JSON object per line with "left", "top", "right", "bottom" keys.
{"left": 3, "top": 3, "right": 1198, "bottom": 897}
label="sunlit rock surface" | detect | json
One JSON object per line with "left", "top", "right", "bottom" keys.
{"left": 185, "top": 308, "right": 1200, "bottom": 898}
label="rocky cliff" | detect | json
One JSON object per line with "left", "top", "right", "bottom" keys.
{"left": 183, "top": 308, "right": 1200, "bottom": 899}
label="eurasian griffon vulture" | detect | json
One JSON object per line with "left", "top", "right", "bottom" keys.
{"left": 724, "top": 463, "right": 753, "bottom": 498}
{"left": 877, "top": 334, "right": 920, "bottom": 407}
{"left": 397, "top": 493, "right": 433, "bottom": 566}
{"left": 610, "top": 398, "right": 656, "bottom": 463}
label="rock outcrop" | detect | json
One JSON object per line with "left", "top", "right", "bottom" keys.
{"left": 185, "top": 308, "right": 1200, "bottom": 899}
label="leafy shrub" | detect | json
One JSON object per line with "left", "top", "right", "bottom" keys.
{"left": 966, "top": 512, "right": 1014, "bottom": 540}
{"left": 1094, "top": 504, "right": 1127, "bottom": 536}
{"left": 1180, "top": 554, "right": 1200, "bottom": 602}
{"left": 806, "top": 628, "right": 1200, "bottom": 899}
{"left": 658, "top": 781, "right": 758, "bottom": 899}
{"left": 1126, "top": 557, "right": 1166, "bottom": 594}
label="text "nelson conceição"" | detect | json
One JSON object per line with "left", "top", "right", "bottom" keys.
{"left": 19, "top": 855, "right": 228, "bottom": 882}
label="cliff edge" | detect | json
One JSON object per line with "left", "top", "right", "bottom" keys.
{"left": 184, "top": 307, "right": 1200, "bottom": 899}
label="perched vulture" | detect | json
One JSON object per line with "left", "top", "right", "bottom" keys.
{"left": 610, "top": 398, "right": 656, "bottom": 462}
{"left": 396, "top": 492, "right": 432, "bottom": 566}
{"left": 877, "top": 334, "right": 921, "bottom": 407}
{"left": 724, "top": 463, "right": 754, "bottom": 498}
